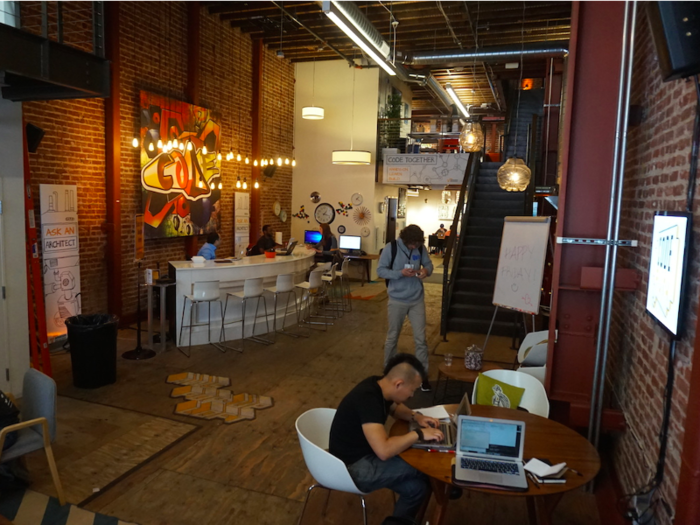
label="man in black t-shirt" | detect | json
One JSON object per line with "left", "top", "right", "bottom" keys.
{"left": 329, "top": 354, "right": 444, "bottom": 522}
{"left": 255, "top": 224, "right": 282, "bottom": 254}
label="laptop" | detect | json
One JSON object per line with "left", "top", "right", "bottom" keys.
{"left": 410, "top": 393, "right": 472, "bottom": 451}
{"left": 276, "top": 240, "right": 297, "bottom": 256}
{"left": 453, "top": 415, "right": 528, "bottom": 490}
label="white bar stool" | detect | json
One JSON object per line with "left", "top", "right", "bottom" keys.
{"left": 296, "top": 269, "right": 333, "bottom": 331}
{"left": 336, "top": 257, "right": 352, "bottom": 312}
{"left": 178, "top": 281, "right": 224, "bottom": 357}
{"left": 264, "top": 273, "right": 308, "bottom": 341}
{"left": 221, "top": 277, "right": 272, "bottom": 352}
{"left": 321, "top": 263, "right": 344, "bottom": 318}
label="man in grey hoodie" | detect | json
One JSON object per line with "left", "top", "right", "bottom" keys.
{"left": 377, "top": 225, "right": 434, "bottom": 391}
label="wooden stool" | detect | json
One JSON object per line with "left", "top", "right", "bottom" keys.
{"left": 433, "top": 361, "right": 504, "bottom": 404}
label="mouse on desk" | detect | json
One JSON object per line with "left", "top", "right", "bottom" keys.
{"left": 360, "top": 250, "right": 367, "bottom": 256}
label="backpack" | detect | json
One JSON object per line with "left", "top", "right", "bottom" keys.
{"left": 385, "top": 241, "right": 423, "bottom": 287}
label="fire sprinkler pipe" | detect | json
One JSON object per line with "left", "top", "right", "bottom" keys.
{"left": 404, "top": 41, "right": 569, "bottom": 66}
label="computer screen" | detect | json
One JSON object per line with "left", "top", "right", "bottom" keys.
{"left": 646, "top": 211, "right": 692, "bottom": 338}
{"left": 459, "top": 418, "right": 522, "bottom": 459}
{"left": 304, "top": 230, "right": 322, "bottom": 244}
{"left": 339, "top": 235, "right": 361, "bottom": 250}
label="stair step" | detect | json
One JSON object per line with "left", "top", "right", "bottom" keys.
{"left": 468, "top": 217, "right": 505, "bottom": 228}
{"left": 475, "top": 183, "right": 503, "bottom": 193}
{"left": 453, "top": 278, "right": 494, "bottom": 294}
{"left": 458, "top": 254, "right": 498, "bottom": 267}
{"left": 464, "top": 226, "right": 503, "bottom": 237}
{"left": 447, "top": 304, "right": 514, "bottom": 322}
{"left": 456, "top": 267, "right": 496, "bottom": 280}
{"left": 447, "top": 318, "right": 514, "bottom": 336}
{"left": 470, "top": 208, "right": 524, "bottom": 218}
{"left": 460, "top": 245, "right": 500, "bottom": 259}
{"left": 472, "top": 191, "right": 522, "bottom": 202}
{"left": 472, "top": 200, "right": 524, "bottom": 211}
{"left": 451, "top": 291, "right": 493, "bottom": 306}
{"left": 462, "top": 236, "right": 501, "bottom": 248}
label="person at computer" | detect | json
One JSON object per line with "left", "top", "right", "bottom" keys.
{"left": 435, "top": 224, "right": 447, "bottom": 239}
{"left": 254, "top": 224, "right": 282, "bottom": 254}
{"left": 377, "top": 224, "right": 434, "bottom": 391}
{"left": 314, "top": 223, "right": 338, "bottom": 263}
{"left": 197, "top": 232, "right": 220, "bottom": 260}
{"left": 329, "top": 353, "right": 443, "bottom": 522}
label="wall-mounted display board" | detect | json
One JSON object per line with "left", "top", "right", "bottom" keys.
{"left": 383, "top": 153, "right": 470, "bottom": 186}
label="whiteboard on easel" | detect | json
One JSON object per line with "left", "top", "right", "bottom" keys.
{"left": 492, "top": 216, "right": 551, "bottom": 315}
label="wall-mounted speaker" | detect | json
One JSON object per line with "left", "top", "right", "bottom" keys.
{"left": 647, "top": 2, "right": 700, "bottom": 81}
{"left": 263, "top": 164, "right": 277, "bottom": 178}
{"left": 25, "top": 123, "right": 45, "bottom": 153}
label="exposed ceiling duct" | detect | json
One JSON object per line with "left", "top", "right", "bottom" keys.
{"left": 404, "top": 41, "right": 569, "bottom": 67}
{"left": 330, "top": 1, "right": 391, "bottom": 58}
{"left": 425, "top": 75, "right": 455, "bottom": 113}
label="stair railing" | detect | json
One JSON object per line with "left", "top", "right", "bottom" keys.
{"left": 440, "top": 152, "right": 481, "bottom": 339}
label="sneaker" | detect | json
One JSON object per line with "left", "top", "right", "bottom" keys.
{"left": 420, "top": 380, "right": 432, "bottom": 392}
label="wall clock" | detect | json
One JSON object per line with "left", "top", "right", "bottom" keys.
{"left": 361, "top": 226, "right": 371, "bottom": 237}
{"left": 314, "top": 202, "right": 335, "bottom": 224}
{"left": 337, "top": 225, "right": 346, "bottom": 234}
{"left": 351, "top": 193, "right": 364, "bottom": 206}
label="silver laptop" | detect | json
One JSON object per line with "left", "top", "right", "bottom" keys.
{"left": 411, "top": 393, "right": 472, "bottom": 450}
{"left": 454, "top": 415, "right": 528, "bottom": 490}
{"left": 276, "top": 240, "right": 297, "bottom": 256}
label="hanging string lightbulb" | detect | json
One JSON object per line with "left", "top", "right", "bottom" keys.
{"left": 148, "top": 143, "right": 154, "bottom": 152}
{"left": 202, "top": 145, "right": 208, "bottom": 155}
{"left": 292, "top": 159, "right": 296, "bottom": 167}
{"left": 173, "top": 138, "right": 178, "bottom": 149}
{"left": 167, "top": 140, "right": 173, "bottom": 150}
{"left": 198, "top": 177, "right": 204, "bottom": 189}
{"left": 236, "top": 177, "right": 242, "bottom": 189}
{"left": 237, "top": 153, "right": 242, "bottom": 162}
{"left": 254, "top": 159, "right": 258, "bottom": 167}
{"left": 217, "top": 152, "right": 222, "bottom": 161}
{"left": 277, "top": 157, "right": 282, "bottom": 166}
{"left": 285, "top": 158, "right": 290, "bottom": 165}
{"left": 187, "top": 142, "right": 193, "bottom": 151}
{"left": 218, "top": 181, "right": 223, "bottom": 190}
{"left": 245, "top": 157, "right": 249, "bottom": 164}
{"left": 269, "top": 157, "right": 274, "bottom": 165}
{"left": 179, "top": 141, "right": 185, "bottom": 151}
{"left": 254, "top": 179, "right": 259, "bottom": 189}
{"left": 157, "top": 139, "right": 163, "bottom": 149}
{"left": 132, "top": 136, "right": 140, "bottom": 148}
{"left": 242, "top": 178, "right": 248, "bottom": 190}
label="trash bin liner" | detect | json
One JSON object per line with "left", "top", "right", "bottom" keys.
{"left": 65, "top": 314, "right": 119, "bottom": 389}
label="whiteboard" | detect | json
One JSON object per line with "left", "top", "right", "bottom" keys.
{"left": 492, "top": 217, "right": 551, "bottom": 315}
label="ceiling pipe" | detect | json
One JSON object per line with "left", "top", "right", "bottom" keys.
{"left": 425, "top": 74, "right": 456, "bottom": 113}
{"left": 404, "top": 41, "right": 569, "bottom": 66}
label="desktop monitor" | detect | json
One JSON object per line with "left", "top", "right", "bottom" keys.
{"left": 304, "top": 230, "right": 322, "bottom": 244}
{"left": 339, "top": 235, "right": 362, "bottom": 251}
{"left": 645, "top": 211, "right": 692, "bottom": 338}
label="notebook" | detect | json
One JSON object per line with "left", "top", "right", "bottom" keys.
{"left": 453, "top": 415, "right": 528, "bottom": 490}
{"left": 410, "top": 393, "right": 472, "bottom": 451}
{"left": 276, "top": 240, "right": 297, "bottom": 256}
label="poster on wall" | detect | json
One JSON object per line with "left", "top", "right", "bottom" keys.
{"left": 134, "top": 214, "right": 145, "bottom": 261}
{"left": 234, "top": 192, "right": 250, "bottom": 257}
{"left": 383, "top": 153, "right": 470, "bottom": 186}
{"left": 40, "top": 184, "right": 80, "bottom": 341}
{"left": 139, "top": 91, "right": 223, "bottom": 239}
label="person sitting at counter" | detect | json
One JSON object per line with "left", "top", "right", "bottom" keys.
{"left": 250, "top": 224, "right": 282, "bottom": 256}
{"left": 314, "top": 223, "right": 338, "bottom": 263}
{"left": 197, "top": 232, "right": 220, "bottom": 260}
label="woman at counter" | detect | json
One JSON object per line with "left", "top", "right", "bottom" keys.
{"left": 314, "top": 223, "right": 338, "bottom": 263}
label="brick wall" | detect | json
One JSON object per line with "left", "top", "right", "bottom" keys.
{"left": 22, "top": 2, "right": 296, "bottom": 321}
{"left": 607, "top": 8, "right": 699, "bottom": 522}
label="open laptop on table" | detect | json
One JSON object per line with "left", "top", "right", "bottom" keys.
{"left": 276, "top": 240, "right": 297, "bottom": 256}
{"left": 410, "top": 393, "right": 472, "bottom": 451}
{"left": 453, "top": 415, "right": 528, "bottom": 490}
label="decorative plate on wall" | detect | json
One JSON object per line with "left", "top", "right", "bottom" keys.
{"left": 273, "top": 201, "right": 281, "bottom": 216}
{"left": 351, "top": 193, "right": 363, "bottom": 206}
{"left": 310, "top": 191, "right": 321, "bottom": 203}
{"left": 353, "top": 206, "right": 371, "bottom": 225}
{"left": 314, "top": 202, "right": 335, "bottom": 224}
{"left": 361, "top": 226, "right": 371, "bottom": 237}
{"left": 337, "top": 225, "right": 346, "bottom": 234}
{"left": 279, "top": 209, "right": 287, "bottom": 223}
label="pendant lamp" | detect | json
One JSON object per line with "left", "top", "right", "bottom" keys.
{"left": 302, "top": 60, "right": 325, "bottom": 120}
{"left": 333, "top": 66, "right": 371, "bottom": 165}
{"left": 497, "top": 157, "right": 531, "bottom": 192}
{"left": 459, "top": 121, "right": 484, "bottom": 153}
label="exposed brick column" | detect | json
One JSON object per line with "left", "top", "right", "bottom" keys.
{"left": 184, "top": 1, "right": 201, "bottom": 258}
{"left": 250, "top": 38, "right": 263, "bottom": 243}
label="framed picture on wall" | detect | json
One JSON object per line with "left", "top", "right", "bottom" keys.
{"left": 438, "top": 205, "right": 451, "bottom": 220}
{"left": 397, "top": 187, "right": 407, "bottom": 218}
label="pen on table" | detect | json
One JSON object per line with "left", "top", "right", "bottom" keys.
{"left": 567, "top": 467, "right": 583, "bottom": 477}
{"left": 427, "top": 448, "right": 455, "bottom": 454}
{"left": 526, "top": 472, "right": 540, "bottom": 488}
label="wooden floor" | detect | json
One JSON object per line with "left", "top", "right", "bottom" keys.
{"left": 25, "top": 282, "right": 600, "bottom": 525}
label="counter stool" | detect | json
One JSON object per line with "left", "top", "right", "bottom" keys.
{"left": 329, "top": 257, "right": 352, "bottom": 312}
{"left": 178, "top": 281, "right": 224, "bottom": 358}
{"left": 264, "top": 274, "right": 308, "bottom": 341}
{"left": 221, "top": 277, "right": 272, "bottom": 352}
{"left": 296, "top": 269, "right": 333, "bottom": 331}
{"left": 321, "top": 263, "right": 344, "bottom": 318}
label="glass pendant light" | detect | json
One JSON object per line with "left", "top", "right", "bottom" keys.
{"left": 459, "top": 121, "right": 484, "bottom": 153}
{"left": 497, "top": 157, "right": 532, "bottom": 192}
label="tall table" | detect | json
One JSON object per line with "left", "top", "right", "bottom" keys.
{"left": 345, "top": 253, "right": 380, "bottom": 286}
{"left": 391, "top": 404, "right": 600, "bottom": 525}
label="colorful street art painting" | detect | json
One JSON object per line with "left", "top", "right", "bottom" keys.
{"left": 139, "top": 91, "right": 223, "bottom": 238}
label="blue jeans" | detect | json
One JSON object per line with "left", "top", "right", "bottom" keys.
{"left": 347, "top": 454, "right": 430, "bottom": 520}
{"left": 384, "top": 299, "right": 429, "bottom": 374}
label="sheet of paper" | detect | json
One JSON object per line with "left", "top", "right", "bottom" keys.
{"left": 524, "top": 458, "right": 567, "bottom": 478}
{"left": 416, "top": 405, "right": 451, "bottom": 419}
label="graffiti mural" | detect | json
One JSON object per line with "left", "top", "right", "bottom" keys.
{"left": 139, "top": 91, "right": 222, "bottom": 238}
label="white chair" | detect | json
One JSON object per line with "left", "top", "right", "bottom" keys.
{"left": 221, "top": 277, "right": 272, "bottom": 352}
{"left": 296, "top": 269, "right": 333, "bottom": 331}
{"left": 336, "top": 256, "right": 352, "bottom": 312}
{"left": 517, "top": 342, "right": 548, "bottom": 385}
{"left": 264, "top": 273, "right": 307, "bottom": 341}
{"left": 0, "top": 369, "right": 66, "bottom": 505}
{"left": 321, "top": 263, "right": 344, "bottom": 318}
{"left": 295, "top": 408, "right": 369, "bottom": 525}
{"left": 472, "top": 369, "right": 550, "bottom": 418}
{"left": 178, "top": 281, "right": 224, "bottom": 357}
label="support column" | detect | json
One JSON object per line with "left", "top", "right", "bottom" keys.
{"left": 184, "top": 1, "right": 201, "bottom": 258}
{"left": 104, "top": 1, "right": 122, "bottom": 320}
{"left": 250, "top": 38, "right": 263, "bottom": 244}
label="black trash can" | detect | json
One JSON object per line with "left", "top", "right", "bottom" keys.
{"left": 65, "top": 314, "right": 119, "bottom": 388}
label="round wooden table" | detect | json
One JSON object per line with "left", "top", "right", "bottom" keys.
{"left": 433, "top": 361, "right": 504, "bottom": 404}
{"left": 391, "top": 404, "right": 600, "bottom": 525}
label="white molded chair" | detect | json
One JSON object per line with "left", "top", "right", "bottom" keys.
{"left": 517, "top": 342, "right": 548, "bottom": 385}
{"left": 0, "top": 369, "right": 66, "bottom": 505}
{"left": 295, "top": 408, "right": 369, "bottom": 525}
{"left": 472, "top": 369, "right": 550, "bottom": 418}
{"left": 264, "top": 273, "right": 307, "bottom": 340}
{"left": 221, "top": 277, "right": 272, "bottom": 352}
{"left": 178, "top": 280, "right": 224, "bottom": 357}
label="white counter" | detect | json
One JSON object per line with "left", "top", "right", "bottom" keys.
{"left": 172, "top": 250, "right": 316, "bottom": 347}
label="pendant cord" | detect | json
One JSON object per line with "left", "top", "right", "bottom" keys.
{"left": 351, "top": 65, "right": 356, "bottom": 151}
{"left": 513, "top": 2, "right": 526, "bottom": 154}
